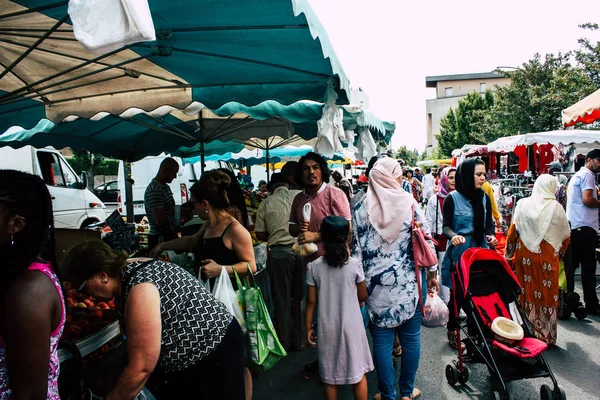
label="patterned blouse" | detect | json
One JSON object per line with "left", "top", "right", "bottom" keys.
{"left": 351, "top": 198, "right": 435, "bottom": 328}
{"left": 122, "top": 260, "right": 233, "bottom": 373}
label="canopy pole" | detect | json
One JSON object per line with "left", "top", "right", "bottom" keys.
{"left": 199, "top": 112, "right": 205, "bottom": 175}
{"left": 123, "top": 161, "right": 134, "bottom": 224}
{"left": 266, "top": 146, "right": 270, "bottom": 182}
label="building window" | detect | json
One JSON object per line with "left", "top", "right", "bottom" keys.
{"left": 480, "top": 82, "right": 486, "bottom": 93}
{"left": 445, "top": 87, "right": 453, "bottom": 97}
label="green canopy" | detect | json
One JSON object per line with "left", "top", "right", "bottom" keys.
{"left": 0, "top": 0, "right": 350, "bottom": 135}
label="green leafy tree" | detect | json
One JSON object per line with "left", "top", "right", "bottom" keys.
{"left": 435, "top": 90, "right": 494, "bottom": 157}
{"left": 395, "top": 145, "right": 419, "bottom": 166}
{"left": 482, "top": 52, "right": 591, "bottom": 141}
{"left": 575, "top": 23, "right": 600, "bottom": 88}
{"left": 69, "top": 149, "right": 107, "bottom": 188}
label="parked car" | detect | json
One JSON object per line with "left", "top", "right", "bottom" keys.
{"left": 0, "top": 145, "right": 107, "bottom": 229}
{"left": 94, "top": 180, "right": 119, "bottom": 203}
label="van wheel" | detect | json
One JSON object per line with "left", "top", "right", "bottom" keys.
{"left": 80, "top": 219, "right": 98, "bottom": 229}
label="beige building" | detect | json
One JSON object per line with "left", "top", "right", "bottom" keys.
{"left": 425, "top": 72, "right": 510, "bottom": 154}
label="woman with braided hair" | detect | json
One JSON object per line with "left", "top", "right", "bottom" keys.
{"left": 0, "top": 170, "right": 65, "bottom": 399}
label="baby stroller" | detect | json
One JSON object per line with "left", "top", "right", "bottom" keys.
{"left": 445, "top": 247, "right": 566, "bottom": 400}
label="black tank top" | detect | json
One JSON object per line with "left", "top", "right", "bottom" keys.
{"left": 194, "top": 221, "right": 240, "bottom": 289}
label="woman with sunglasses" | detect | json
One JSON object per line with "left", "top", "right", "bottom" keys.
{"left": 0, "top": 170, "right": 64, "bottom": 399}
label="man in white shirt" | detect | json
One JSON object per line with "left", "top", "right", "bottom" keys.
{"left": 422, "top": 168, "right": 436, "bottom": 205}
{"left": 566, "top": 149, "right": 600, "bottom": 315}
{"left": 255, "top": 173, "right": 303, "bottom": 350}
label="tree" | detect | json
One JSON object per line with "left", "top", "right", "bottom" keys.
{"left": 482, "top": 52, "right": 592, "bottom": 141}
{"left": 395, "top": 145, "right": 419, "bottom": 166}
{"left": 435, "top": 90, "right": 494, "bottom": 157}
{"left": 575, "top": 23, "right": 600, "bottom": 88}
{"left": 69, "top": 150, "right": 106, "bottom": 188}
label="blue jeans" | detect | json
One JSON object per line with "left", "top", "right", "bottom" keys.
{"left": 369, "top": 311, "right": 421, "bottom": 399}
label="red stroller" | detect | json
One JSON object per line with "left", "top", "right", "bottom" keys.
{"left": 445, "top": 247, "right": 566, "bottom": 400}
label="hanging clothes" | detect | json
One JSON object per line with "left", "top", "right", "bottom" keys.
{"left": 514, "top": 145, "right": 529, "bottom": 173}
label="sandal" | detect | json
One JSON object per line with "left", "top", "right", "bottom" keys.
{"left": 400, "top": 388, "right": 421, "bottom": 400}
{"left": 374, "top": 388, "right": 421, "bottom": 400}
{"left": 447, "top": 330, "right": 466, "bottom": 351}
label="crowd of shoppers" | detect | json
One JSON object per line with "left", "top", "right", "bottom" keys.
{"left": 4, "top": 147, "right": 599, "bottom": 400}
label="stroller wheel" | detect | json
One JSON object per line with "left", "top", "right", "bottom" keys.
{"left": 554, "top": 386, "right": 566, "bottom": 400}
{"left": 540, "top": 384, "right": 553, "bottom": 400}
{"left": 445, "top": 364, "right": 458, "bottom": 385}
{"left": 458, "top": 365, "right": 469, "bottom": 384}
{"left": 574, "top": 306, "right": 587, "bottom": 320}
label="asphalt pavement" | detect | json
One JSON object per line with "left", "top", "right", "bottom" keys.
{"left": 254, "top": 278, "right": 600, "bottom": 400}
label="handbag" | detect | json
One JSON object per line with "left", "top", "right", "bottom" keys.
{"left": 233, "top": 264, "right": 287, "bottom": 370}
{"left": 411, "top": 205, "right": 438, "bottom": 269}
{"left": 411, "top": 205, "right": 438, "bottom": 315}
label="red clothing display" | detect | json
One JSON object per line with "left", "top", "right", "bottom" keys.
{"left": 514, "top": 145, "right": 529, "bottom": 173}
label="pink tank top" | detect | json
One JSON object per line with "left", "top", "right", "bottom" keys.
{"left": 0, "top": 262, "right": 66, "bottom": 400}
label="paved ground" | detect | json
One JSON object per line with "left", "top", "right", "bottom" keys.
{"left": 254, "top": 278, "right": 600, "bottom": 400}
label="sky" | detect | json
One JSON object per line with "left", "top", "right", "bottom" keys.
{"left": 308, "top": 0, "right": 600, "bottom": 153}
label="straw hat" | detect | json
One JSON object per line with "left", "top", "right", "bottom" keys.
{"left": 491, "top": 317, "right": 524, "bottom": 345}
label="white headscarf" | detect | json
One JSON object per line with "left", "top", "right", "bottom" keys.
{"left": 367, "top": 157, "right": 414, "bottom": 242}
{"left": 513, "top": 174, "right": 570, "bottom": 254}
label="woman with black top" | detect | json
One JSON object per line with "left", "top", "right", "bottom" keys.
{"left": 150, "top": 169, "right": 256, "bottom": 399}
{"left": 62, "top": 240, "right": 246, "bottom": 399}
{"left": 441, "top": 158, "right": 497, "bottom": 350}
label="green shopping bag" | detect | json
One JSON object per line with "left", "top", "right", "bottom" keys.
{"left": 233, "top": 264, "right": 287, "bottom": 370}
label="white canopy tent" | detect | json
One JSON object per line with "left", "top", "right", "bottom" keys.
{"left": 487, "top": 130, "right": 600, "bottom": 153}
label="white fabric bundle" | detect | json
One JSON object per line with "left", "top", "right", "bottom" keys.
{"left": 69, "top": 0, "right": 156, "bottom": 55}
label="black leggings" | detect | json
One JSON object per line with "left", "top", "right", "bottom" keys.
{"left": 447, "top": 289, "right": 459, "bottom": 331}
{"left": 156, "top": 319, "right": 246, "bottom": 399}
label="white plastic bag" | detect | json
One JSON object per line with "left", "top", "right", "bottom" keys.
{"left": 292, "top": 203, "right": 318, "bottom": 256}
{"left": 422, "top": 290, "right": 449, "bottom": 328}
{"left": 69, "top": 0, "right": 156, "bottom": 55}
{"left": 212, "top": 266, "right": 246, "bottom": 333}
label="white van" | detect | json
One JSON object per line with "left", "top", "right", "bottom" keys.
{"left": 117, "top": 155, "right": 229, "bottom": 222}
{"left": 0, "top": 146, "right": 107, "bottom": 229}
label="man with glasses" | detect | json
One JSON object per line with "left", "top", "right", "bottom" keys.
{"left": 566, "top": 149, "right": 600, "bottom": 315}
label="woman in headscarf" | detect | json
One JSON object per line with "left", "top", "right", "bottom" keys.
{"left": 351, "top": 157, "right": 438, "bottom": 400}
{"left": 441, "top": 158, "right": 497, "bottom": 350}
{"left": 505, "top": 174, "right": 570, "bottom": 345}
{"left": 425, "top": 166, "right": 456, "bottom": 303}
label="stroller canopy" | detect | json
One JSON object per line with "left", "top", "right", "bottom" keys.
{"left": 457, "top": 248, "right": 522, "bottom": 298}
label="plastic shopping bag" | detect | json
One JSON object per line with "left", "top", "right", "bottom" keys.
{"left": 292, "top": 203, "right": 318, "bottom": 256}
{"left": 213, "top": 266, "right": 246, "bottom": 333}
{"left": 422, "top": 290, "right": 449, "bottom": 328}
{"left": 69, "top": 0, "right": 156, "bottom": 55}
{"left": 234, "top": 266, "right": 287, "bottom": 370}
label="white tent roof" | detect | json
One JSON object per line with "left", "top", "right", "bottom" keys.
{"left": 487, "top": 130, "right": 600, "bottom": 152}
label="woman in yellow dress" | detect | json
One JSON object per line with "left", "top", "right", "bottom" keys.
{"left": 506, "top": 174, "right": 570, "bottom": 345}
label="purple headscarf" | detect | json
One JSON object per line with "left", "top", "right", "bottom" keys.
{"left": 437, "top": 167, "right": 456, "bottom": 199}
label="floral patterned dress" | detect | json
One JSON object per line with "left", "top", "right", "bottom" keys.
{"left": 506, "top": 226, "right": 569, "bottom": 345}
{"left": 351, "top": 197, "right": 434, "bottom": 328}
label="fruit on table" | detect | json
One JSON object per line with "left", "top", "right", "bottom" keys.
{"left": 61, "top": 280, "right": 119, "bottom": 342}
